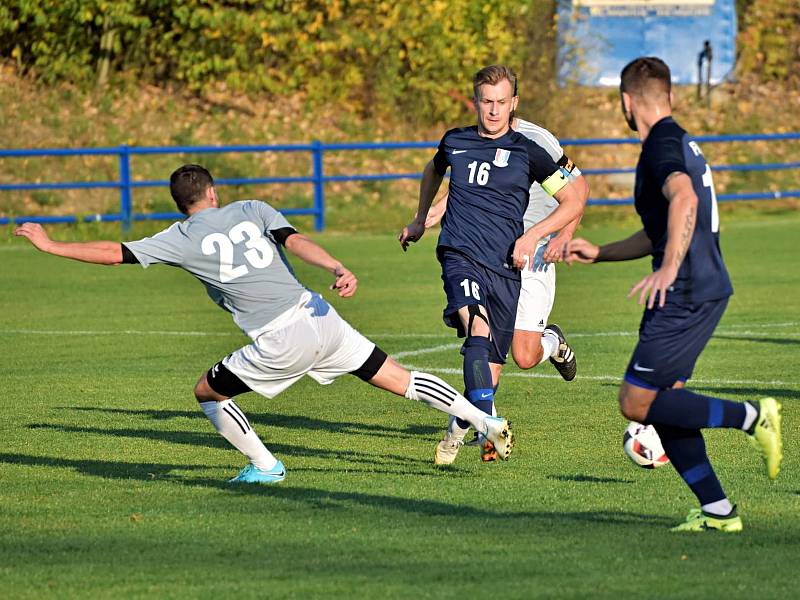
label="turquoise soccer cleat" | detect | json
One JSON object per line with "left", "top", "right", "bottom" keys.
{"left": 229, "top": 461, "right": 286, "bottom": 484}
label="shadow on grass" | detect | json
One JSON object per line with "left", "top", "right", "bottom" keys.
{"left": 27, "top": 423, "right": 431, "bottom": 467}
{"left": 691, "top": 386, "right": 799, "bottom": 400}
{"left": 713, "top": 334, "right": 800, "bottom": 347}
{"left": 599, "top": 382, "right": 798, "bottom": 400}
{"left": 0, "top": 452, "right": 671, "bottom": 526}
{"left": 61, "top": 406, "right": 441, "bottom": 438}
{"left": 548, "top": 474, "right": 634, "bottom": 484}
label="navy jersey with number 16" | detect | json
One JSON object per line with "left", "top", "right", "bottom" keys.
{"left": 432, "top": 126, "right": 568, "bottom": 279}
{"left": 635, "top": 117, "right": 733, "bottom": 305}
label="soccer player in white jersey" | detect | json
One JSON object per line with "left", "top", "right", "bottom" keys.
{"left": 14, "top": 164, "right": 514, "bottom": 483}
{"left": 424, "top": 117, "right": 589, "bottom": 464}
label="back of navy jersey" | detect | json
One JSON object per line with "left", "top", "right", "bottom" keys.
{"left": 433, "top": 125, "right": 567, "bottom": 278}
{"left": 635, "top": 117, "right": 733, "bottom": 304}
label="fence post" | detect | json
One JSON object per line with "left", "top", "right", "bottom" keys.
{"left": 311, "top": 140, "right": 325, "bottom": 231}
{"left": 118, "top": 145, "right": 132, "bottom": 232}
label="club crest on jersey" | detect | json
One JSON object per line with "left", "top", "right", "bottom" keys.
{"left": 493, "top": 148, "right": 510, "bottom": 167}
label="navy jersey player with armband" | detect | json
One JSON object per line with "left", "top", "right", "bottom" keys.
{"left": 399, "top": 65, "right": 586, "bottom": 463}
{"left": 566, "top": 57, "right": 783, "bottom": 532}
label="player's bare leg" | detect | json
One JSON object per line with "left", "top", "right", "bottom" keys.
{"left": 512, "top": 326, "right": 576, "bottom": 379}
{"left": 194, "top": 370, "right": 285, "bottom": 484}
{"left": 366, "top": 357, "right": 513, "bottom": 461}
{"left": 511, "top": 330, "right": 545, "bottom": 369}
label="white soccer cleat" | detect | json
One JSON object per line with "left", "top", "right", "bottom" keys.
{"left": 483, "top": 416, "right": 514, "bottom": 461}
{"left": 434, "top": 432, "right": 466, "bottom": 465}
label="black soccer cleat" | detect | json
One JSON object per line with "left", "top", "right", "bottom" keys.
{"left": 545, "top": 323, "right": 576, "bottom": 381}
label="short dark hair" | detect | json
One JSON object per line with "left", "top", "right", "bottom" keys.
{"left": 169, "top": 164, "right": 214, "bottom": 214}
{"left": 620, "top": 57, "right": 671, "bottom": 100}
{"left": 473, "top": 65, "right": 518, "bottom": 99}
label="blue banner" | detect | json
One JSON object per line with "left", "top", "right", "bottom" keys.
{"left": 557, "top": 0, "right": 737, "bottom": 86}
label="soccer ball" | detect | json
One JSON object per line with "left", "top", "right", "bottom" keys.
{"left": 622, "top": 421, "right": 670, "bottom": 469}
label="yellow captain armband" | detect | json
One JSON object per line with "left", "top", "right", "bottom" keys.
{"left": 541, "top": 169, "right": 569, "bottom": 196}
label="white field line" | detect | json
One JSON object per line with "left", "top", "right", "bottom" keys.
{"left": 400, "top": 365, "right": 800, "bottom": 388}
{"left": 1, "top": 321, "right": 798, "bottom": 340}
{"left": 1, "top": 329, "right": 234, "bottom": 337}
{"left": 392, "top": 343, "right": 461, "bottom": 359}
{"left": 1, "top": 325, "right": 797, "bottom": 387}
{"left": 368, "top": 321, "right": 800, "bottom": 340}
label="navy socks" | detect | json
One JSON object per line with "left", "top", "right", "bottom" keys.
{"left": 645, "top": 388, "right": 747, "bottom": 430}
{"left": 455, "top": 336, "right": 494, "bottom": 429}
{"left": 655, "top": 425, "right": 726, "bottom": 506}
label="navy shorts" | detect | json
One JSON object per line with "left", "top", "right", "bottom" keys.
{"left": 439, "top": 249, "right": 521, "bottom": 364}
{"left": 624, "top": 296, "right": 729, "bottom": 390}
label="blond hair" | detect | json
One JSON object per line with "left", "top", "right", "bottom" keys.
{"left": 472, "top": 65, "right": 518, "bottom": 99}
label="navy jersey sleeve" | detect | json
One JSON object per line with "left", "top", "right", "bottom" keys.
{"left": 432, "top": 130, "right": 453, "bottom": 176}
{"left": 523, "top": 139, "right": 567, "bottom": 196}
{"left": 647, "top": 132, "right": 689, "bottom": 191}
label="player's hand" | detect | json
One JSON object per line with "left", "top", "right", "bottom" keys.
{"left": 398, "top": 220, "right": 425, "bottom": 252}
{"left": 543, "top": 231, "right": 572, "bottom": 263}
{"left": 564, "top": 238, "right": 599, "bottom": 265}
{"left": 14, "top": 222, "right": 52, "bottom": 252}
{"left": 628, "top": 265, "right": 677, "bottom": 309}
{"left": 512, "top": 230, "right": 540, "bottom": 270}
{"left": 330, "top": 265, "right": 357, "bottom": 298}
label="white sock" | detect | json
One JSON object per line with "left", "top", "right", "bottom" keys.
{"left": 446, "top": 415, "right": 471, "bottom": 439}
{"left": 702, "top": 498, "right": 734, "bottom": 517}
{"left": 200, "top": 400, "right": 278, "bottom": 471}
{"left": 538, "top": 330, "right": 559, "bottom": 365}
{"left": 742, "top": 402, "right": 758, "bottom": 432}
{"left": 405, "top": 371, "right": 488, "bottom": 436}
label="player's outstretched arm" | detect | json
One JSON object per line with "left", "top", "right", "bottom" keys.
{"left": 629, "top": 172, "right": 697, "bottom": 308}
{"left": 399, "top": 160, "right": 444, "bottom": 251}
{"left": 283, "top": 233, "right": 357, "bottom": 297}
{"left": 565, "top": 229, "right": 652, "bottom": 265}
{"left": 14, "top": 222, "right": 123, "bottom": 265}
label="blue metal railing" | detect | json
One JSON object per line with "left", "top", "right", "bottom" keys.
{"left": 1, "top": 133, "right": 798, "bottom": 231}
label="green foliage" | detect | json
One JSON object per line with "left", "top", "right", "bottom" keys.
{"left": 0, "top": 0, "right": 556, "bottom": 123}
{"left": 738, "top": 0, "right": 800, "bottom": 84}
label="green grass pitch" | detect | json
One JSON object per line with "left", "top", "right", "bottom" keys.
{"left": 1, "top": 213, "right": 798, "bottom": 598}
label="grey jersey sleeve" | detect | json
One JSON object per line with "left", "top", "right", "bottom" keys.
{"left": 251, "top": 200, "right": 293, "bottom": 234}
{"left": 124, "top": 222, "right": 185, "bottom": 268}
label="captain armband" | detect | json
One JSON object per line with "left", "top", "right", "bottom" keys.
{"left": 541, "top": 170, "right": 569, "bottom": 196}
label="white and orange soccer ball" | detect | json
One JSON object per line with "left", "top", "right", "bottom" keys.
{"left": 622, "top": 421, "right": 670, "bottom": 469}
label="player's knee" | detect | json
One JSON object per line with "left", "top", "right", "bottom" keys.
{"left": 513, "top": 345, "right": 543, "bottom": 370}
{"left": 194, "top": 374, "right": 216, "bottom": 402}
{"left": 618, "top": 387, "right": 651, "bottom": 422}
{"left": 461, "top": 304, "right": 491, "bottom": 338}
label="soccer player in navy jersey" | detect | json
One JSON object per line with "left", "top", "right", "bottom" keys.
{"left": 423, "top": 117, "right": 588, "bottom": 465}
{"left": 566, "top": 57, "right": 782, "bottom": 532}
{"left": 399, "top": 65, "right": 586, "bottom": 462}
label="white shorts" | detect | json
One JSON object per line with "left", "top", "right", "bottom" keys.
{"left": 223, "top": 292, "right": 375, "bottom": 399}
{"left": 514, "top": 252, "right": 556, "bottom": 333}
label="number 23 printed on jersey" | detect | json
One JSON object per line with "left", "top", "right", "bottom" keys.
{"left": 201, "top": 220, "right": 274, "bottom": 283}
